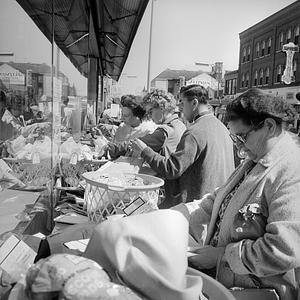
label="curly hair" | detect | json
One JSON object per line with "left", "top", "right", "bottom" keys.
{"left": 179, "top": 85, "right": 208, "bottom": 104}
{"left": 142, "top": 89, "right": 177, "bottom": 114}
{"left": 226, "top": 88, "right": 296, "bottom": 126}
{"left": 120, "top": 94, "right": 146, "bottom": 120}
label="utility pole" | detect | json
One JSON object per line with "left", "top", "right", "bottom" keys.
{"left": 146, "top": 0, "right": 155, "bottom": 92}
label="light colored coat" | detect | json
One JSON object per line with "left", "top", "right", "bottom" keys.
{"left": 182, "top": 132, "right": 300, "bottom": 300}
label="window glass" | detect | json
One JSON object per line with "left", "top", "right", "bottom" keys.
{"left": 294, "top": 26, "right": 299, "bottom": 45}
{"left": 265, "top": 68, "right": 270, "bottom": 84}
{"left": 254, "top": 70, "right": 258, "bottom": 86}
{"left": 267, "top": 38, "right": 271, "bottom": 54}
{"left": 287, "top": 28, "right": 292, "bottom": 43}
{"left": 261, "top": 41, "right": 265, "bottom": 56}
{"left": 256, "top": 43, "right": 260, "bottom": 57}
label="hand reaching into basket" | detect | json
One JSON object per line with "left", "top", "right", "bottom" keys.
{"left": 129, "top": 139, "right": 148, "bottom": 157}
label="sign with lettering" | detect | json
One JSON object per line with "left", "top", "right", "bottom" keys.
{"left": 282, "top": 42, "right": 299, "bottom": 84}
{"left": 0, "top": 63, "right": 25, "bottom": 85}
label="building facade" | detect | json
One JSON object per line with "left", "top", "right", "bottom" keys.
{"left": 151, "top": 69, "right": 203, "bottom": 96}
{"left": 224, "top": 70, "right": 238, "bottom": 96}
{"left": 238, "top": 1, "right": 300, "bottom": 103}
{"left": 151, "top": 68, "right": 220, "bottom": 99}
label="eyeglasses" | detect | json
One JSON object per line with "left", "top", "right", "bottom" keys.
{"left": 229, "top": 120, "right": 265, "bottom": 144}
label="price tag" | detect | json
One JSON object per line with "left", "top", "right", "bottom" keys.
{"left": 123, "top": 197, "right": 155, "bottom": 216}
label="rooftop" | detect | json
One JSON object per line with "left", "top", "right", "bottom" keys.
{"left": 152, "top": 68, "right": 205, "bottom": 81}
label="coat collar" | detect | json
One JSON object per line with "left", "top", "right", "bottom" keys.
{"left": 256, "top": 132, "right": 294, "bottom": 168}
{"left": 205, "top": 132, "right": 298, "bottom": 245}
{"left": 163, "top": 114, "right": 179, "bottom": 125}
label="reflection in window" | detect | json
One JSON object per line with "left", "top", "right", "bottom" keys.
{"left": 265, "top": 67, "right": 270, "bottom": 85}
{"left": 294, "top": 26, "right": 299, "bottom": 45}
{"left": 267, "top": 38, "right": 271, "bottom": 54}
{"left": 254, "top": 70, "right": 258, "bottom": 86}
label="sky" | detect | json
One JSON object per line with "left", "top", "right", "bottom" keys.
{"left": 0, "top": 0, "right": 297, "bottom": 95}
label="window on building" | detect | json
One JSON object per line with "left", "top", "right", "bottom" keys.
{"left": 241, "top": 74, "right": 245, "bottom": 88}
{"left": 265, "top": 67, "right": 270, "bottom": 85}
{"left": 259, "top": 69, "right": 264, "bottom": 85}
{"left": 247, "top": 46, "right": 251, "bottom": 61}
{"left": 254, "top": 70, "right": 258, "bottom": 86}
{"left": 233, "top": 79, "right": 237, "bottom": 94}
{"left": 267, "top": 38, "right": 271, "bottom": 54}
{"left": 287, "top": 28, "right": 292, "bottom": 43}
{"left": 242, "top": 47, "right": 246, "bottom": 63}
{"left": 279, "top": 32, "right": 284, "bottom": 50}
{"left": 246, "top": 73, "right": 249, "bottom": 87}
{"left": 261, "top": 40, "right": 265, "bottom": 56}
{"left": 256, "top": 43, "right": 260, "bottom": 57}
{"left": 294, "top": 26, "right": 299, "bottom": 45}
{"left": 276, "top": 65, "right": 283, "bottom": 82}
{"left": 293, "top": 60, "right": 297, "bottom": 79}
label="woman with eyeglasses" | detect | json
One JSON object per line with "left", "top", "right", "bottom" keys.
{"left": 175, "top": 88, "right": 300, "bottom": 300}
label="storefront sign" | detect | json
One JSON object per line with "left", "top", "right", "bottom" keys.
{"left": 282, "top": 42, "right": 299, "bottom": 84}
{"left": 0, "top": 63, "right": 25, "bottom": 85}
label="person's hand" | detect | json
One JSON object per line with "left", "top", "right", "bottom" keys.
{"left": 129, "top": 139, "right": 148, "bottom": 157}
{"left": 188, "top": 246, "right": 225, "bottom": 270}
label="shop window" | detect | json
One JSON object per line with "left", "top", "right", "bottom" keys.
{"left": 287, "top": 28, "right": 292, "bottom": 43}
{"left": 241, "top": 74, "right": 245, "bottom": 88}
{"left": 254, "top": 70, "right": 258, "bottom": 86}
{"left": 267, "top": 38, "right": 271, "bottom": 54}
{"left": 265, "top": 68, "right": 270, "bottom": 85}
{"left": 279, "top": 32, "right": 284, "bottom": 50}
{"left": 246, "top": 73, "right": 249, "bottom": 87}
{"left": 276, "top": 65, "right": 283, "bottom": 83}
{"left": 256, "top": 43, "right": 260, "bottom": 57}
{"left": 247, "top": 46, "right": 251, "bottom": 61}
{"left": 294, "top": 26, "right": 299, "bottom": 45}
{"left": 242, "top": 47, "right": 246, "bottom": 63}
{"left": 259, "top": 69, "right": 264, "bottom": 86}
{"left": 261, "top": 41, "right": 265, "bottom": 56}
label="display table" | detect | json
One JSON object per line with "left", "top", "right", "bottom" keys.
{"left": 0, "top": 190, "right": 40, "bottom": 236}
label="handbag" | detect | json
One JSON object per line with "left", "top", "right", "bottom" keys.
{"left": 230, "top": 287, "right": 279, "bottom": 300}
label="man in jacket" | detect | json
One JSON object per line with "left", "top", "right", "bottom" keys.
{"left": 131, "top": 84, "right": 235, "bottom": 203}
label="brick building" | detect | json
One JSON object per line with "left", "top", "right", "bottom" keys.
{"left": 238, "top": 1, "right": 300, "bottom": 103}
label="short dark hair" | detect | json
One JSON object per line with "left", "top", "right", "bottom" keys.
{"left": 142, "top": 89, "right": 176, "bottom": 114}
{"left": 180, "top": 85, "right": 208, "bottom": 104}
{"left": 226, "top": 88, "right": 296, "bottom": 126}
{"left": 121, "top": 94, "right": 146, "bottom": 120}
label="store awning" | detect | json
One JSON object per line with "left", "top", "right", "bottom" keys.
{"left": 16, "top": 0, "right": 149, "bottom": 80}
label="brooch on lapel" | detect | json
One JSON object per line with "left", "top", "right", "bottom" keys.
{"left": 238, "top": 203, "right": 261, "bottom": 221}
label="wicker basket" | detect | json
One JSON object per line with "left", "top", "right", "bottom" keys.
{"left": 82, "top": 172, "right": 164, "bottom": 223}
{"left": 59, "top": 158, "right": 108, "bottom": 188}
{"left": 3, "top": 158, "right": 55, "bottom": 187}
